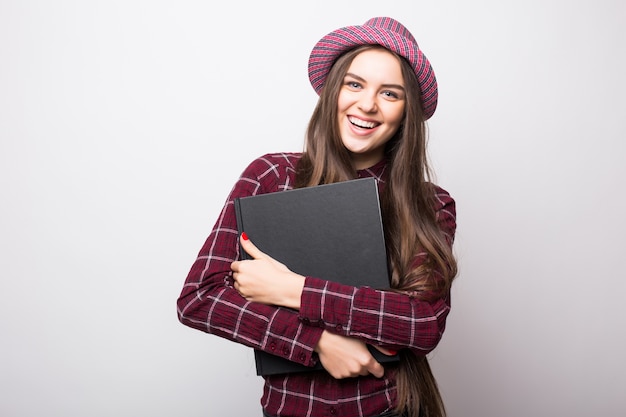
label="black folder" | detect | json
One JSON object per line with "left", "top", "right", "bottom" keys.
{"left": 234, "top": 177, "right": 398, "bottom": 376}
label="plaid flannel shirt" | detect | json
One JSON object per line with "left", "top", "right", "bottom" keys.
{"left": 177, "top": 152, "right": 456, "bottom": 417}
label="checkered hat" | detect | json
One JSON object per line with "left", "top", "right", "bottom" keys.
{"left": 308, "top": 17, "right": 438, "bottom": 119}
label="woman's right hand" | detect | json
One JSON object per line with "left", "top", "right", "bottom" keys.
{"left": 314, "top": 330, "right": 385, "bottom": 379}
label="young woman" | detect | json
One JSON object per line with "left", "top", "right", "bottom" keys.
{"left": 177, "top": 17, "right": 458, "bottom": 417}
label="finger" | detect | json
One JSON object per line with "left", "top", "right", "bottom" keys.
{"left": 371, "top": 345, "right": 398, "bottom": 356}
{"left": 239, "top": 232, "right": 266, "bottom": 260}
{"left": 368, "top": 361, "right": 385, "bottom": 378}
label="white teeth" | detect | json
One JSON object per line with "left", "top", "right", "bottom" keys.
{"left": 349, "top": 116, "right": 376, "bottom": 129}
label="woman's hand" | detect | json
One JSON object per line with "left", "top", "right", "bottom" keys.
{"left": 314, "top": 330, "right": 386, "bottom": 379}
{"left": 230, "top": 233, "right": 305, "bottom": 309}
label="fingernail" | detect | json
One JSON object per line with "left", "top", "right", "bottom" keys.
{"left": 241, "top": 232, "right": 249, "bottom": 241}
{"left": 387, "top": 350, "right": 397, "bottom": 356}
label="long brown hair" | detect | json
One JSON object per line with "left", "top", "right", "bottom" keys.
{"left": 295, "top": 45, "right": 457, "bottom": 417}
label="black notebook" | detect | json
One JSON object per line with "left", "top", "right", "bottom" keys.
{"left": 234, "top": 177, "right": 398, "bottom": 376}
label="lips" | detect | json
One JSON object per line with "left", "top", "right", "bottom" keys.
{"left": 348, "top": 116, "right": 379, "bottom": 129}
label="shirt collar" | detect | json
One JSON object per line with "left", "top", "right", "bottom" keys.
{"left": 356, "top": 157, "right": 388, "bottom": 182}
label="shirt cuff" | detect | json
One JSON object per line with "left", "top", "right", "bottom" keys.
{"left": 298, "top": 276, "right": 328, "bottom": 325}
{"left": 299, "top": 275, "right": 355, "bottom": 331}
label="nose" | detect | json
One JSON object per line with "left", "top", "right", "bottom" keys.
{"left": 357, "top": 92, "right": 378, "bottom": 113}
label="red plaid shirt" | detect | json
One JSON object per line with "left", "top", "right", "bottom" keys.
{"left": 177, "top": 152, "right": 456, "bottom": 417}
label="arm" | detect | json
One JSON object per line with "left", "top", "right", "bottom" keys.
{"left": 231, "top": 233, "right": 388, "bottom": 378}
{"left": 176, "top": 155, "right": 323, "bottom": 367}
{"left": 299, "top": 277, "right": 450, "bottom": 355}
{"left": 299, "top": 186, "right": 457, "bottom": 354}
{"left": 236, "top": 186, "right": 457, "bottom": 356}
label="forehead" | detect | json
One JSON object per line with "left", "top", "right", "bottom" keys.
{"left": 347, "top": 48, "right": 404, "bottom": 84}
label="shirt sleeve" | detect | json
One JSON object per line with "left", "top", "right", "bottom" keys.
{"left": 298, "top": 186, "right": 456, "bottom": 355}
{"left": 176, "top": 155, "right": 323, "bottom": 368}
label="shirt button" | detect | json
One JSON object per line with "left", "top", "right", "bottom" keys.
{"left": 269, "top": 343, "right": 276, "bottom": 351}
{"left": 282, "top": 347, "right": 290, "bottom": 356}
{"left": 329, "top": 406, "right": 337, "bottom": 415}
{"left": 299, "top": 353, "right": 306, "bottom": 363}
{"left": 302, "top": 317, "right": 310, "bottom": 324}
{"left": 335, "top": 324, "right": 342, "bottom": 331}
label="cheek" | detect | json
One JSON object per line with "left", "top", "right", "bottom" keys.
{"left": 385, "top": 104, "right": 405, "bottom": 126}
{"left": 336, "top": 92, "right": 351, "bottom": 114}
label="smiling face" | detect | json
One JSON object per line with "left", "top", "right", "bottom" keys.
{"left": 337, "top": 47, "right": 406, "bottom": 169}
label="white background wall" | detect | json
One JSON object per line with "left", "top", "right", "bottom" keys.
{"left": 1, "top": 1, "right": 624, "bottom": 416}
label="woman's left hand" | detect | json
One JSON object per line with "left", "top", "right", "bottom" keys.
{"left": 230, "top": 233, "right": 305, "bottom": 309}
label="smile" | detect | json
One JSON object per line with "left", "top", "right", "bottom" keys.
{"left": 348, "top": 116, "right": 379, "bottom": 129}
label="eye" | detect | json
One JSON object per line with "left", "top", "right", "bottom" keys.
{"left": 346, "top": 81, "right": 362, "bottom": 89}
{"left": 382, "top": 90, "right": 399, "bottom": 99}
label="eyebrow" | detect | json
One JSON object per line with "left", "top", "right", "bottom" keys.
{"left": 344, "top": 72, "right": 405, "bottom": 91}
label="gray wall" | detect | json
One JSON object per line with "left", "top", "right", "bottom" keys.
{"left": 1, "top": 1, "right": 624, "bottom": 416}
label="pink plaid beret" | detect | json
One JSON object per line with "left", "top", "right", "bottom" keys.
{"left": 308, "top": 17, "right": 438, "bottom": 119}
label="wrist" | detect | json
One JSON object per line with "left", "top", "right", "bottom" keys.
{"left": 280, "top": 273, "right": 305, "bottom": 310}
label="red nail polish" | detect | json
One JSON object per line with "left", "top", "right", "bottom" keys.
{"left": 241, "top": 232, "right": 249, "bottom": 241}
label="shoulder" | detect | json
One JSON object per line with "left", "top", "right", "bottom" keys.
{"left": 239, "top": 152, "right": 302, "bottom": 193}
{"left": 431, "top": 184, "right": 455, "bottom": 212}
{"left": 255, "top": 152, "right": 302, "bottom": 169}
{"left": 430, "top": 184, "right": 457, "bottom": 243}
{"left": 242, "top": 152, "right": 302, "bottom": 178}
